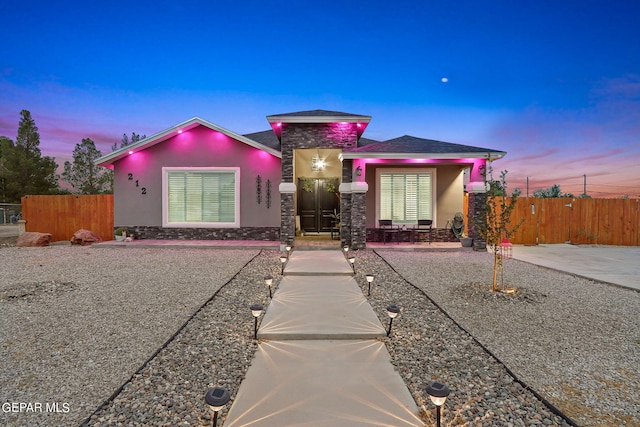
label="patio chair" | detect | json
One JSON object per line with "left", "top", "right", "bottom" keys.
{"left": 413, "top": 219, "right": 433, "bottom": 244}
{"left": 379, "top": 219, "right": 399, "bottom": 244}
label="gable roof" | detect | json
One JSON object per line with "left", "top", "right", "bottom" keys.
{"left": 96, "top": 117, "right": 282, "bottom": 167}
{"left": 341, "top": 135, "right": 506, "bottom": 160}
{"left": 266, "top": 109, "right": 372, "bottom": 142}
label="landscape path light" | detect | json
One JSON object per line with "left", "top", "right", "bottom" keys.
{"left": 386, "top": 304, "right": 400, "bottom": 337}
{"left": 279, "top": 255, "right": 288, "bottom": 274}
{"left": 348, "top": 255, "right": 356, "bottom": 273}
{"left": 205, "top": 386, "right": 231, "bottom": 427}
{"left": 250, "top": 303, "right": 263, "bottom": 340}
{"left": 425, "top": 381, "right": 450, "bottom": 427}
{"left": 285, "top": 244, "right": 292, "bottom": 258}
{"left": 264, "top": 275, "right": 273, "bottom": 298}
{"left": 343, "top": 245, "right": 349, "bottom": 258}
{"left": 365, "top": 273, "right": 374, "bottom": 296}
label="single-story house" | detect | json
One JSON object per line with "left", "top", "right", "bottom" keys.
{"left": 96, "top": 109, "right": 506, "bottom": 250}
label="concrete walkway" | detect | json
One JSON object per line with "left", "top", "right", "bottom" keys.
{"left": 223, "top": 250, "right": 422, "bottom": 427}
{"left": 512, "top": 244, "right": 640, "bottom": 291}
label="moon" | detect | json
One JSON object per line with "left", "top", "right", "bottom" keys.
{"left": 441, "top": 77, "right": 449, "bottom": 83}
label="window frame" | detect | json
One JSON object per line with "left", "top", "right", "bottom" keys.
{"left": 375, "top": 168, "right": 436, "bottom": 225}
{"left": 162, "top": 167, "right": 240, "bottom": 228}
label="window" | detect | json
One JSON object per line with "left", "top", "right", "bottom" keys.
{"left": 378, "top": 169, "right": 434, "bottom": 224}
{"left": 162, "top": 167, "right": 240, "bottom": 227}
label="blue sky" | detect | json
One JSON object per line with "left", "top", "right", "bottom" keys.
{"left": 1, "top": 0, "right": 639, "bottom": 197}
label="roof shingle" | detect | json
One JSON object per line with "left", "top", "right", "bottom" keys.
{"left": 347, "top": 135, "right": 505, "bottom": 155}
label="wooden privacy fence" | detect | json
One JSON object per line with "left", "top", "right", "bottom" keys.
{"left": 21, "top": 195, "right": 114, "bottom": 242}
{"left": 464, "top": 195, "right": 640, "bottom": 246}
{"left": 19, "top": 194, "right": 640, "bottom": 245}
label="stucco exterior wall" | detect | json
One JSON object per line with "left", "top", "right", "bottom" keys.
{"left": 113, "top": 125, "right": 281, "bottom": 228}
{"left": 436, "top": 165, "right": 465, "bottom": 228}
{"left": 364, "top": 163, "right": 465, "bottom": 228}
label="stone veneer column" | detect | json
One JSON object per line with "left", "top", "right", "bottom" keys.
{"left": 350, "top": 187, "right": 367, "bottom": 249}
{"left": 340, "top": 159, "right": 353, "bottom": 248}
{"left": 339, "top": 190, "right": 352, "bottom": 248}
{"left": 279, "top": 183, "right": 296, "bottom": 247}
{"left": 467, "top": 182, "right": 488, "bottom": 251}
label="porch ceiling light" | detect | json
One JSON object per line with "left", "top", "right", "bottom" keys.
{"left": 311, "top": 152, "right": 326, "bottom": 171}
{"left": 205, "top": 386, "right": 231, "bottom": 427}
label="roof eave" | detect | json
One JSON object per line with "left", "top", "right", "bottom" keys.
{"left": 266, "top": 115, "right": 372, "bottom": 124}
{"left": 339, "top": 151, "right": 507, "bottom": 161}
{"left": 96, "top": 117, "right": 282, "bottom": 167}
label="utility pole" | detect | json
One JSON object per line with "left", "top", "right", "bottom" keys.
{"left": 583, "top": 174, "right": 587, "bottom": 196}
{"left": 526, "top": 176, "right": 529, "bottom": 198}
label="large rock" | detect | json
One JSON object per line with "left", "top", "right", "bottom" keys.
{"left": 70, "top": 229, "right": 103, "bottom": 246}
{"left": 17, "top": 232, "right": 53, "bottom": 247}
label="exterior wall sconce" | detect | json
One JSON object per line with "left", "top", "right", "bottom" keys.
{"left": 205, "top": 386, "right": 231, "bottom": 427}
{"left": 250, "top": 303, "right": 263, "bottom": 340}
{"left": 386, "top": 304, "right": 400, "bottom": 337}
{"left": 365, "top": 273, "right": 374, "bottom": 296}
{"left": 264, "top": 275, "right": 273, "bottom": 298}
{"left": 425, "top": 381, "right": 450, "bottom": 427}
{"left": 279, "top": 255, "right": 288, "bottom": 274}
{"left": 355, "top": 165, "right": 362, "bottom": 176}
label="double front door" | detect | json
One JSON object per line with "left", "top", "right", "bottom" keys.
{"left": 297, "top": 178, "right": 340, "bottom": 233}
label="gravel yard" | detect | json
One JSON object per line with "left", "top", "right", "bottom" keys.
{"left": 376, "top": 250, "right": 640, "bottom": 427}
{"left": 1, "top": 246, "right": 637, "bottom": 426}
{"left": 0, "top": 246, "right": 261, "bottom": 427}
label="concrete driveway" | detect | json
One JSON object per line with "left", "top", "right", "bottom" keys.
{"left": 512, "top": 243, "right": 640, "bottom": 291}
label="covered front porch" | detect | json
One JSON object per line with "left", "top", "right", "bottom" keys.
{"left": 338, "top": 136, "right": 502, "bottom": 251}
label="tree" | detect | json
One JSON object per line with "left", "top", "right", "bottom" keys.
{"left": 474, "top": 168, "right": 523, "bottom": 292}
{"left": 111, "top": 132, "right": 146, "bottom": 151}
{"left": 63, "top": 138, "right": 113, "bottom": 194}
{"left": 1, "top": 110, "right": 59, "bottom": 202}
{"left": 0, "top": 136, "right": 12, "bottom": 202}
{"left": 533, "top": 184, "right": 573, "bottom": 198}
